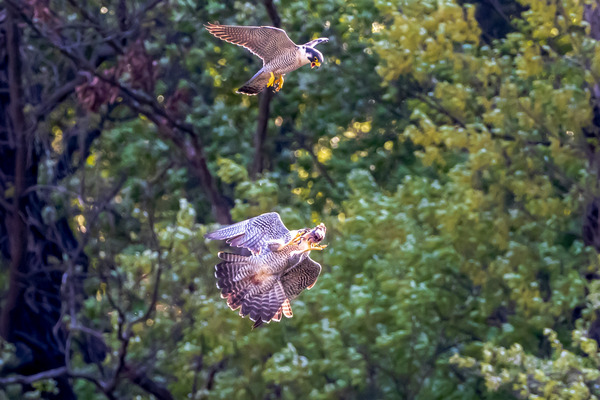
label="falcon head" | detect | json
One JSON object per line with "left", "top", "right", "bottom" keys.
{"left": 307, "top": 223, "right": 326, "bottom": 244}
{"left": 306, "top": 47, "right": 324, "bottom": 69}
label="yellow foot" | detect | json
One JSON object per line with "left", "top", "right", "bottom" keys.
{"left": 284, "top": 230, "right": 307, "bottom": 247}
{"left": 274, "top": 75, "right": 284, "bottom": 92}
{"left": 309, "top": 243, "right": 327, "bottom": 251}
{"left": 267, "top": 72, "right": 275, "bottom": 87}
{"left": 295, "top": 243, "right": 327, "bottom": 255}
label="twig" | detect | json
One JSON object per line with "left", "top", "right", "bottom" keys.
{"left": 0, "top": 366, "right": 106, "bottom": 395}
{"left": 129, "top": 203, "right": 169, "bottom": 327}
{"left": 0, "top": 367, "right": 68, "bottom": 386}
{"left": 292, "top": 130, "right": 337, "bottom": 188}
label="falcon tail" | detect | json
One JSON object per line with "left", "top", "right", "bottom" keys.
{"left": 215, "top": 252, "right": 254, "bottom": 309}
{"left": 215, "top": 252, "right": 288, "bottom": 328}
{"left": 237, "top": 69, "right": 271, "bottom": 95}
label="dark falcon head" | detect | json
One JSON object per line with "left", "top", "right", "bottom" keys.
{"left": 306, "top": 47, "right": 324, "bottom": 69}
{"left": 307, "top": 223, "right": 326, "bottom": 244}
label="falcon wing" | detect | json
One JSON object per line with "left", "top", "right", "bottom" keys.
{"left": 281, "top": 257, "right": 322, "bottom": 301}
{"left": 205, "top": 23, "right": 297, "bottom": 64}
{"left": 205, "top": 212, "right": 291, "bottom": 254}
{"left": 304, "top": 38, "right": 329, "bottom": 48}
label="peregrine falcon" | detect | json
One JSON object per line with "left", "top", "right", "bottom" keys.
{"left": 205, "top": 212, "right": 327, "bottom": 328}
{"left": 205, "top": 23, "right": 329, "bottom": 95}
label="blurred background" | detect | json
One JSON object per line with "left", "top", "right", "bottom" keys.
{"left": 2, "top": 0, "right": 600, "bottom": 398}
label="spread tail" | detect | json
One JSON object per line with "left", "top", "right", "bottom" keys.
{"left": 247, "top": 282, "right": 287, "bottom": 329}
{"left": 214, "top": 252, "right": 288, "bottom": 328}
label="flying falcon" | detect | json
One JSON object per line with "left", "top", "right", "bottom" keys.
{"left": 205, "top": 212, "right": 327, "bottom": 328}
{"left": 205, "top": 23, "right": 328, "bottom": 95}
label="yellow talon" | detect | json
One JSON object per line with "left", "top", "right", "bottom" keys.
{"left": 267, "top": 72, "right": 275, "bottom": 87}
{"left": 275, "top": 75, "right": 284, "bottom": 92}
{"left": 310, "top": 243, "right": 327, "bottom": 251}
{"left": 284, "top": 230, "right": 305, "bottom": 247}
{"left": 295, "top": 243, "right": 327, "bottom": 255}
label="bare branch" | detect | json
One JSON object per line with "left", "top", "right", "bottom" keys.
{"left": 33, "top": 77, "right": 85, "bottom": 122}
{"left": 0, "top": 366, "right": 106, "bottom": 395}
{"left": 0, "top": 367, "right": 69, "bottom": 386}
{"left": 292, "top": 129, "right": 338, "bottom": 188}
{"left": 303, "top": 142, "right": 337, "bottom": 188}
{"left": 7, "top": 0, "right": 232, "bottom": 222}
{"left": 129, "top": 203, "right": 169, "bottom": 327}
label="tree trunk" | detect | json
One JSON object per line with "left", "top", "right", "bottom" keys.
{"left": 250, "top": 0, "right": 281, "bottom": 179}
{"left": 0, "top": 7, "right": 95, "bottom": 399}
{"left": 251, "top": 89, "right": 273, "bottom": 178}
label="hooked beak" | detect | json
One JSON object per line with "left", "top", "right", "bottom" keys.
{"left": 311, "top": 60, "right": 321, "bottom": 69}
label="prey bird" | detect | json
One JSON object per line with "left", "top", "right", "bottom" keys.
{"left": 205, "top": 23, "right": 328, "bottom": 95}
{"left": 205, "top": 212, "right": 327, "bottom": 328}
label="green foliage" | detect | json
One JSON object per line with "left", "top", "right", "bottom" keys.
{"left": 5, "top": 0, "right": 600, "bottom": 399}
{"left": 451, "top": 326, "right": 600, "bottom": 399}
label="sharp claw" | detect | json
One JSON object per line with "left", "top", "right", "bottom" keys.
{"left": 284, "top": 231, "right": 304, "bottom": 247}
{"left": 266, "top": 74, "right": 284, "bottom": 93}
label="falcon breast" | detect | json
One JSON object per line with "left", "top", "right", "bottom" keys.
{"left": 205, "top": 212, "right": 327, "bottom": 328}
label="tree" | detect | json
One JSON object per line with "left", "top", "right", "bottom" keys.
{"left": 3, "top": 0, "right": 600, "bottom": 399}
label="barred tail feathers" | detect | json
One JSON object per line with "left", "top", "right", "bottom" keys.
{"left": 247, "top": 281, "right": 288, "bottom": 329}
{"left": 214, "top": 252, "right": 288, "bottom": 328}
{"left": 215, "top": 252, "right": 254, "bottom": 309}
{"left": 237, "top": 69, "right": 271, "bottom": 95}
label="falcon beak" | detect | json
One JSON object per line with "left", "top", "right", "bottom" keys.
{"left": 311, "top": 61, "right": 321, "bottom": 69}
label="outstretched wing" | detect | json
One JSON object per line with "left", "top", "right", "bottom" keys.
{"left": 304, "top": 37, "right": 329, "bottom": 48}
{"left": 281, "top": 257, "right": 322, "bottom": 301}
{"left": 205, "top": 23, "right": 297, "bottom": 64}
{"left": 205, "top": 212, "right": 291, "bottom": 254}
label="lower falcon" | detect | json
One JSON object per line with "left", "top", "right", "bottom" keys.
{"left": 205, "top": 212, "right": 327, "bottom": 328}
{"left": 205, "top": 23, "right": 328, "bottom": 95}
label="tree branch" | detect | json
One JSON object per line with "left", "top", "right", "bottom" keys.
{"left": 8, "top": 0, "right": 231, "bottom": 223}
{"left": 293, "top": 130, "right": 337, "bottom": 188}
{"left": 262, "top": 0, "right": 282, "bottom": 27}
{"left": 0, "top": 367, "right": 68, "bottom": 386}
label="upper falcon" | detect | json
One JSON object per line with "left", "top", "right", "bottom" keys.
{"left": 205, "top": 23, "right": 328, "bottom": 95}
{"left": 205, "top": 212, "right": 327, "bottom": 328}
